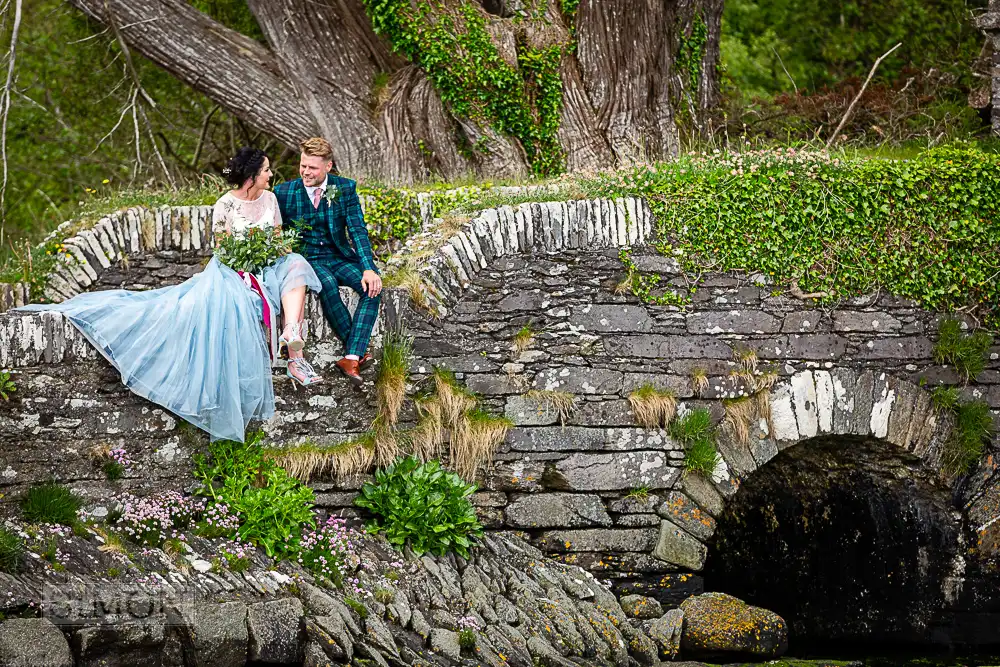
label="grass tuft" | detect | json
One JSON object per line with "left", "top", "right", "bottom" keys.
{"left": 931, "top": 386, "right": 961, "bottom": 411}
{"left": 628, "top": 384, "right": 677, "bottom": 429}
{"left": 934, "top": 319, "right": 993, "bottom": 383}
{"left": 21, "top": 483, "right": 82, "bottom": 526}
{"left": 511, "top": 325, "right": 535, "bottom": 355}
{"left": 451, "top": 409, "right": 513, "bottom": 481}
{"left": 690, "top": 368, "right": 709, "bottom": 397}
{"left": 0, "top": 527, "right": 23, "bottom": 574}
{"left": 263, "top": 436, "right": 376, "bottom": 483}
{"left": 525, "top": 389, "right": 577, "bottom": 426}
{"left": 376, "top": 325, "right": 413, "bottom": 427}
{"left": 722, "top": 397, "right": 756, "bottom": 445}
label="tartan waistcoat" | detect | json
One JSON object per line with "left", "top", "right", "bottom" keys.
{"left": 273, "top": 175, "right": 376, "bottom": 273}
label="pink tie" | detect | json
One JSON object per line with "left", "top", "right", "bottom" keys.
{"left": 311, "top": 188, "right": 322, "bottom": 209}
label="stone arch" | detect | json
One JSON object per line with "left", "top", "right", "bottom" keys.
{"left": 659, "top": 368, "right": 961, "bottom": 573}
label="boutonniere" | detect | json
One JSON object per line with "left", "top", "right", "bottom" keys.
{"left": 323, "top": 184, "right": 339, "bottom": 204}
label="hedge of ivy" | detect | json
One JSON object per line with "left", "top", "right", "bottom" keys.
{"left": 585, "top": 144, "right": 1000, "bottom": 325}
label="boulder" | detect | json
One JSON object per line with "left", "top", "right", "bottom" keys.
{"left": 430, "top": 628, "right": 462, "bottom": 660}
{"left": 71, "top": 618, "right": 168, "bottom": 667}
{"left": 177, "top": 601, "right": 249, "bottom": 667}
{"left": 247, "top": 598, "right": 304, "bottom": 663}
{"left": 620, "top": 594, "right": 663, "bottom": 620}
{"left": 679, "top": 592, "right": 787, "bottom": 660}
{"left": 647, "top": 608, "right": 684, "bottom": 659}
{"left": 0, "top": 618, "right": 73, "bottom": 667}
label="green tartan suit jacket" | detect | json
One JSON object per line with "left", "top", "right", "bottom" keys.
{"left": 273, "top": 175, "right": 377, "bottom": 274}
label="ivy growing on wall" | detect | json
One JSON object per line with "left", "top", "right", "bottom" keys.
{"left": 676, "top": 14, "right": 708, "bottom": 97}
{"left": 361, "top": 0, "right": 566, "bottom": 176}
{"left": 585, "top": 144, "right": 1000, "bottom": 325}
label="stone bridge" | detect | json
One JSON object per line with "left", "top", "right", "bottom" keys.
{"left": 1, "top": 197, "right": 998, "bottom": 645}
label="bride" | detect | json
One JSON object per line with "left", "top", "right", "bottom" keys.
{"left": 18, "top": 147, "right": 324, "bottom": 442}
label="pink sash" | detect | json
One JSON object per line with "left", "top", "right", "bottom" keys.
{"left": 237, "top": 271, "right": 278, "bottom": 363}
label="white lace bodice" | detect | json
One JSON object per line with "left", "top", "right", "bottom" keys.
{"left": 212, "top": 190, "right": 283, "bottom": 235}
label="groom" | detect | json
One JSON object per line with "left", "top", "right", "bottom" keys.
{"left": 274, "top": 137, "right": 382, "bottom": 387}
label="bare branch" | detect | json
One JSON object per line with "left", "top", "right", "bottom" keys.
{"left": 826, "top": 43, "right": 903, "bottom": 148}
{"left": 0, "top": 0, "right": 22, "bottom": 248}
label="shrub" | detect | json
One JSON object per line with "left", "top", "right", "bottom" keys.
{"left": 355, "top": 456, "right": 483, "bottom": 558}
{"left": 0, "top": 527, "right": 23, "bottom": 573}
{"left": 933, "top": 319, "right": 993, "bottom": 383}
{"left": 21, "top": 483, "right": 82, "bottom": 526}
{"left": 670, "top": 409, "right": 721, "bottom": 477}
{"left": 193, "top": 433, "right": 316, "bottom": 557}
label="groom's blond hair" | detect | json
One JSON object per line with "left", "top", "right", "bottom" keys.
{"left": 300, "top": 137, "right": 333, "bottom": 161}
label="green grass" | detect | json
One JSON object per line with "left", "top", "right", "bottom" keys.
{"left": 345, "top": 596, "right": 369, "bottom": 619}
{"left": 0, "top": 527, "right": 23, "bottom": 574}
{"left": 20, "top": 482, "right": 83, "bottom": 526}
{"left": 103, "top": 461, "right": 125, "bottom": 481}
{"left": 930, "top": 386, "right": 961, "bottom": 411}
{"left": 670, "top": 409, "right": 721, "bottom": 477}
{"left": 626, "top": 487, "right": 650, "bottom": 500}
{"left": 943, "top": 400, "right": 994, "bottom": 477}
{"left": 933, "top": 319, "right": 993, "bottom": 383}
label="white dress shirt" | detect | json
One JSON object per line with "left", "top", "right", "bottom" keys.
{"left": 305, "top": 176, "right": 328, "bottom": 206}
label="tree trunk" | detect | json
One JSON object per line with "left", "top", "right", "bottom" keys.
{"left": 65, "top": 0, "right": 723, "bottom": 183}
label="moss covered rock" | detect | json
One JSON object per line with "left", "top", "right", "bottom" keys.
{"left": 679, "top": 592, "right": 787, "bottom": 660}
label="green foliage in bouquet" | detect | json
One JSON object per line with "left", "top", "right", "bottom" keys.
{"left": 213, "top": 226, "right": 302, "bottom": 274}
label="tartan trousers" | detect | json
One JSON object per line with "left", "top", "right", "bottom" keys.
{"left": 307, "top": 253, "right": 380, "bottom": 358}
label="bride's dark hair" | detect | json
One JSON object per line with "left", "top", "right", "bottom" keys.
{"left": 222, "top": 147, "right": 267, "bottom": 187}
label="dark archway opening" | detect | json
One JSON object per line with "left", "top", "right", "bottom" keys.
{"left": 703, "top": 436, "right": 971, "bottom": 656}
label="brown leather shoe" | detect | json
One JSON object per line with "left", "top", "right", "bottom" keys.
{"left": 335, "top": 357, "right": 363, "bottom": 387}
{"left": 358, "top": 352, "right": 375, "bottom": 371}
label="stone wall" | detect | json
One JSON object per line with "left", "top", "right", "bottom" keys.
{"left": 1, "top": 196, "right": 998, "bottom": 625}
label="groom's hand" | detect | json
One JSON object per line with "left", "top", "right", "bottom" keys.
{"left": 361, "top": 270, "right": 382, "bottom": 298}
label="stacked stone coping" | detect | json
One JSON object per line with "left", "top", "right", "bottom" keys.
{"left": 0, "top": 194, "right": 645, "bottom": 368}
{"left": 416, "top": 196, "right": 654, "bottom": 316}
{"left": 0, "top": 181, "right": 568, "bottom": 313}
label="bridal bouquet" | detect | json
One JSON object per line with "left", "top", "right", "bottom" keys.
{"left": 213, "top": 226, "right": 302, "bottom": 274}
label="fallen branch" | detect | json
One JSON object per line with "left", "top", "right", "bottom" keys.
{"left": 826, "top": 42, "right": 902, "bottom": 148}
{"left": 789, "top": 281, "right": 828, "bottom": 301}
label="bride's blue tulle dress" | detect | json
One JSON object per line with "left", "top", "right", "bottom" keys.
{"left": 18, "top": 254, "right": 321, "bottom": 442}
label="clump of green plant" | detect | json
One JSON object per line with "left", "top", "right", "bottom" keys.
{"left": 0, "top": 371, "right": 15, "bottom": 401}
{"left": 384, "top": 261, "right": 433, "bottom": 313}
{"left": 193, "top": 433, "right": 316, "bottom": 557}
{"left": 0, "top": 526, "right": 23, "bottom": 573}
{"left": 355, "top": 456, "right": 483, "bottom": 558}
{"left": 525, "top": 389, "right": 577, "bottom": 426}
{"left": 942, "top": 399, "right": 994, "bottom": 478}
{"left": 374, "top": 587, "right": 394, "bottom": 604}
{"left": 670, "top": 409, "right": 721, "bottom": 477}
{"left": 628, "top": 384, "right": 677, "bottom": 429}
{"left": 345, "top": 596, "right": 369, "bottom": 619}
{"left": 933, "top": 319, "right": 993, "bottom": 383}
{"left": 21, "top": 483, "right": 82, "bottom": 526}
{"left": 512, "top": 325, "right": 535, "bottom": 355}
{"left": 106, "top": 567, "right": 121, "bottom": 578}
{"left": 931, "top": 386, "right": 961, "bottom": 411}
{"left": 376, "top": 324, "right": 414, "bottom": 427}
{"left": 626, "top": 487, "right": 650, "bottom": 500}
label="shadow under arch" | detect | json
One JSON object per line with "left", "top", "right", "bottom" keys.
{"left": 701, "top": 433, "right": 973, "bottom": 652}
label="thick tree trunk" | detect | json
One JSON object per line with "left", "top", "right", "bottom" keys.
{"left": 65, "top": 0, "right": 723, "bottom": 182}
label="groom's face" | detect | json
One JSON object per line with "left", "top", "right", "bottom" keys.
{"left": 299, "top": 153, "right": 333, "bottom": 188}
